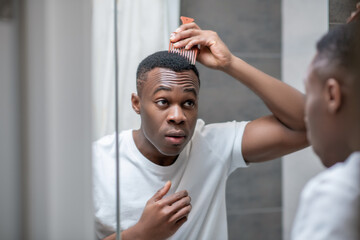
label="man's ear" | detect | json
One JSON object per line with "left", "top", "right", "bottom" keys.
{"left": 131, "top": 93, "right": 141, "bottom": 114}
{"left": 325, "top": 78, "right": 342, "bottom": 114}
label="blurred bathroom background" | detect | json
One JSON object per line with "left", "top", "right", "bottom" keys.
{"left": 0, "top": 0, "right": 356, "bottom": 239}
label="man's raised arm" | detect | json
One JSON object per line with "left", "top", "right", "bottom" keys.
{"left": 171, "top": 23, "right": 308, "bottom": 162}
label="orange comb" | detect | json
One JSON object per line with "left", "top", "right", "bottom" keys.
{"left": 347, "top": 3, "right": 360, "bottom": 23}
{"left": 169, "top": 16, "right": 199, "bottom": 65}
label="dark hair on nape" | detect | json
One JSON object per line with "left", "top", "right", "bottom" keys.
{"left": 136, "top": 51, "right": 200, "bottom": 94}
{"left": 315, "top": 21, "right": 360, "bottom": 77}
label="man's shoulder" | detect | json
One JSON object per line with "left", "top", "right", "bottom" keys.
{"left": 302, "top": 154, "right": 360, "bottom": 202}
{"left": 193, "top": 119, "right": 248, "bottom": 136}
{"left": 192, "top": 119, "right": 249, "bottom": 144}
{"left": 92, "top": 130, "right": 133, "bottom": 157}
{"left": 293, "top": 154, "right": 360, "bottom": 240}
{"left": 316, "top": 152, "right": 359, "bottom": 186}
{"left": 94, "top": 130, "right": 132, "bottom": 146}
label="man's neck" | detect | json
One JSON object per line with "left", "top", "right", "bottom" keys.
{"left": 132, "top": 130, "right": 178, "bottom": 166}
{"left": 155, "top": 156, "right": 178, "bottom": 166}
{"left": 346, "top": 110, "right": 360, "bottom": 154}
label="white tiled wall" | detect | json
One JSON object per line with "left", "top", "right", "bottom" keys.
{"left": 281, "top": 1, "right": 328, "bottom": 239}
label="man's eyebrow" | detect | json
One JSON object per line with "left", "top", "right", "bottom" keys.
{"left": 184, "top": 88, "right": 198, "bottom": 97}
{"left": 153, "top": 86, "right": 172, "bottom": 95}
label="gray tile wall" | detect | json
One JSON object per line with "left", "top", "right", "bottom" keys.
{"left": 329, "top": 0, "right": 358, "bottom": 28}
{"left": 181, "top": 1, "right": 282, "bottom": 239}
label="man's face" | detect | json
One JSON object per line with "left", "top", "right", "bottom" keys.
{"left": 133, "top": 68, "right": 199, "bottom": 158}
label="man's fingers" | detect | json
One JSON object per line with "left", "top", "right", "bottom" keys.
{"left": 168, "top": 195, "right": 191, "bottom": 214}
{"left": 169, "top": 204, "right": 192, "bottom": 223}
{"left": 175, "top": 216, "right": 188, "bottom": 228}
{"left": 172, "top": 33, "right": 218, "bottom": 52}
{"left": 160, "top": 190, "right": 188, "bottom": 206}
{"left": 152, "top": 181, "right": 171, "bottom": 202}
{"left": 175, "top": 22, "right": 201, "bottom": 33}
{"left": 171, "top": 29, "right": 201, "bottom": 45}
{"left": 169, "top": 216, "right": 188, "bottom": 234}
{"left": 172, "top": 38, "right": 193, "bottom": 49}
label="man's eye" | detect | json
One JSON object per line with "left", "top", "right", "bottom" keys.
{"left": 184, "top": 100, "right": 195, "bottom": 108}
{"left": 156, "top": 100, "right": 168, "bottom": 106}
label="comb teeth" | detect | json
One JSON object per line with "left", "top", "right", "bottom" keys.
{"left": 347, "top": 8, "right": 360, "bottom": 23}
{"left": 169, "top": 42, "right": 198, "bottom": 65}
{"left": 168, "top": 16, "right": 199, "bottom": 65}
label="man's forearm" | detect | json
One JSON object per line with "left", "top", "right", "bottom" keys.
{"left": 223, "top": 55, "right": 306, "bottom": 131}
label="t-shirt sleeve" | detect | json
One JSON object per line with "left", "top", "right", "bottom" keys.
{"left": 196, "top": 119, "right": 249, "bottom": 176}
{"left": 228, "top": 120, "right": 249, "bottom": 174}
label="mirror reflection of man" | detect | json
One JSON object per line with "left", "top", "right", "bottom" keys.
{"left": 93, "top": 30, "right": 308, "bottom": 239}
{"left": 291, "top": 20, "right": 360, "bottom": 240}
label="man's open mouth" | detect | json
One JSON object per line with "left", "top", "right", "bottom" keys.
{"left": 165, "top": 131, "right": 186, "bottom": 145}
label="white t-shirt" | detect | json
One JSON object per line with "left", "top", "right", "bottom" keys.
{"left": 93, "top": 119, "right": 248, "bottom": 240}
{"left": 291, "top": 151, "right": 360, "bottom": 240}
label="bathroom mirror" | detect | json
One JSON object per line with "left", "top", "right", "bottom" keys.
{"left": 92, "top": 0, "right": 180, "bottom": 239}
{"left": 92, "top": 0, "right": 332, "bottom": 239}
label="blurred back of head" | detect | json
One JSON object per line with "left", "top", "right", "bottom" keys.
{"left": 315, "top": 21, "right": 360, "bottom": 97}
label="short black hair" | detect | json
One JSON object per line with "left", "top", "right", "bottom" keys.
{"left": 136, "top": 51, "right": 200, "bottom": 95}
{"left": 315, "top": 21, "right": 360, "bottom": 80}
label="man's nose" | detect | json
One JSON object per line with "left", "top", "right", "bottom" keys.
{"left": 167, "top": 105, "right": 186, "bottom": 124}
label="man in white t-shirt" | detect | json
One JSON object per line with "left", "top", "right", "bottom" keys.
{"left": 94, "top": 26, "right": 309, "bottom": 239}
{"left": 291, "top": 21, "right": 360, "bottom": 240}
